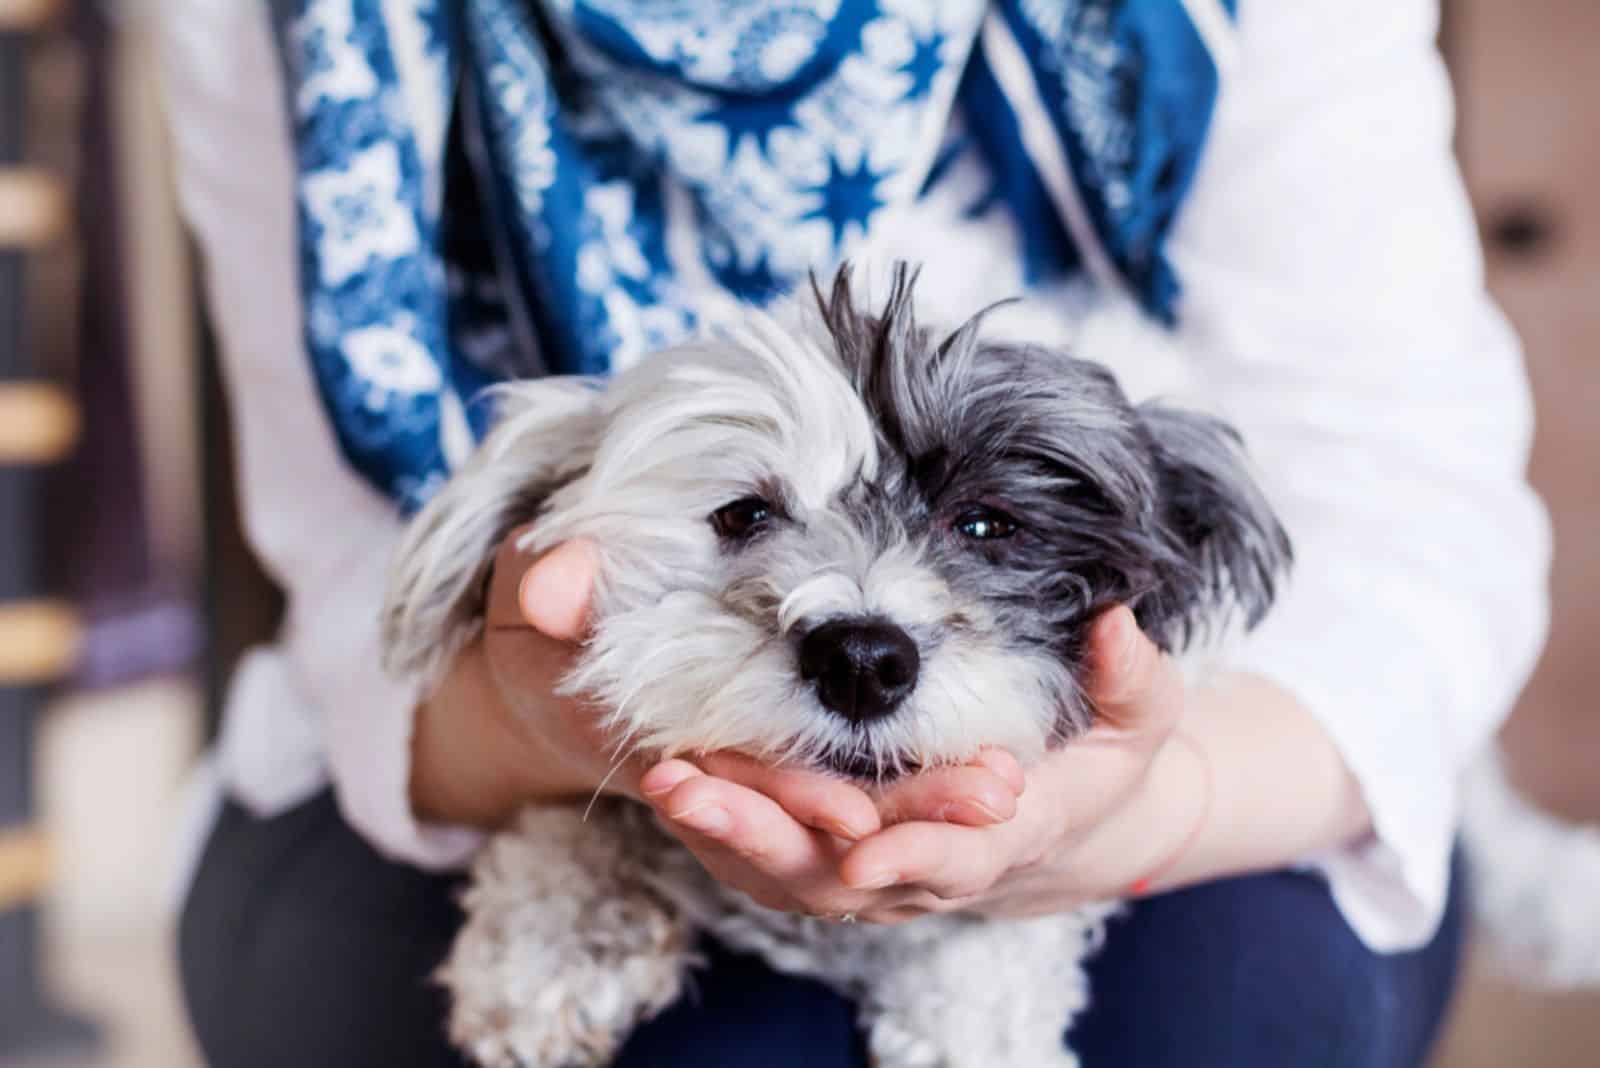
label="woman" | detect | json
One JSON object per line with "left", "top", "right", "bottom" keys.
{"left": 161, "top": 1, "right": 1549, "bottom": 1065}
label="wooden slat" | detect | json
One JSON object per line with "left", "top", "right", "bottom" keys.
{"left": 0, "top": 383, "right": 78, "bottom": 465}
{"left": 0, "top": 600, "right": 80, "bottom": 686}
{"left": 0, "top": 0, "right": 61, "bottom": 31}
{"left": 0, "top": 827, "right": 51, "bottom": 912}
{"left": 0, "top": 169, "right": 69, "bottom": 249}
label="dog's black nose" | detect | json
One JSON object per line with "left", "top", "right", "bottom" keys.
{"left": 799, "top": 619, "right": 920, "bottom": 723}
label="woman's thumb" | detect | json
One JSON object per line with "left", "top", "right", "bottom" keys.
{"left": 1087, "top": 605, "right": 1180, "bottom": 730}
{"left": 518, "top": 539, "right": 599, "bottom": 642}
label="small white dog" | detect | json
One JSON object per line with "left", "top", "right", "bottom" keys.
{"left": 381, "top": 264, "right": 1292, "bottom": 1068}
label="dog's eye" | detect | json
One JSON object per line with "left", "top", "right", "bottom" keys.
{"left": 953, "top": 506, "right": 1019, "bottom": 541}
{"left": 710, "top": 496, "right": 774, "bottom": 541}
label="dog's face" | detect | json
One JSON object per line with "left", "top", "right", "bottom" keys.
{"left": 384, "top": 268, "right": 1290, "bottom": 780}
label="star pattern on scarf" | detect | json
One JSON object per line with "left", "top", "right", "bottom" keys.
{"left": 700, "top": 94, "right": 805, "bottom": 160}
{"left": 900, "top": 34, "right": 944, "bottom": 99}
{"left": 713, "top": 251, "right": 787, "bottom": 302}
{"left": 803, "top": 153, "right": 888, "bottom": 248}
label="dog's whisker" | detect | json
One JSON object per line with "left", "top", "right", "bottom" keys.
{"left": 584, "top": 741, "right": 644, "bottom": 823}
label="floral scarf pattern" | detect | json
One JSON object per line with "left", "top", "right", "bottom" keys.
{"left": 270, "top": 0, "right": 1234, "bottom": 508}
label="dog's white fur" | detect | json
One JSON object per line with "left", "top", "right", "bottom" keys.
{"left": 383, "top": 283, "right": 1184, "bottom": 1067}
{"left": 447, "top": 800, "right": 1113, "bottom": 1067}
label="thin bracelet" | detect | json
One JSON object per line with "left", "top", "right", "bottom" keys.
{"left": 1126, "top": 732, "right": 1214, "bottom": 897}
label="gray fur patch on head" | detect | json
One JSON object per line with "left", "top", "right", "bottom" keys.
{"left": 812, "top": 262, "right": 1290, "bottom": 661}
{"left": 382, "top": 262, "right": 1291, "bottom": 779}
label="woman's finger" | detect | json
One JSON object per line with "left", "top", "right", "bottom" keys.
{"left": 649, "top": 770, "right": 834, "bottom": 883}
{"left": 697, "top": 752, "right": 881, "bottom": 841}
{"left": 839, "top": 820, "right": 997, "bottom": 900}
{"left": 638, "top": 758, "right": 705, "bottom": 800}
{"left": 873, "top": 763, "right": 1020, "bottom": 827}
{"left": 517, "top": 538, "right": 599, "bottom": 641}
{"left": 651, "top": 820, "right": 799, "bottom": 914}
{"left": 972, "top": 748, "right": 1027, "bottom": 794}
{"left": 1084, "top": 605, "right": 1184, "bottom": 736}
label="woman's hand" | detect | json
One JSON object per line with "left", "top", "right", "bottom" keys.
{"left": 835, "top": 607, "right": 1202, "bottom": 918}
{"left": 640, "top": 607, "right": 1196, "bottom": 923}
{"left": 637, "top": 747, "right": 1027, "bottom": 919}
{"left": 409, "top": 532, "right": 640, "bottom": 826}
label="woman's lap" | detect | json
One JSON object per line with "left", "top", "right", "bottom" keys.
{"left": 180, "top": 793, "right": 1463, "bottom": 1068}
{"left": 180, "top": 792, "right": 469, "bottom": 1068}
{"left": 1069, "top": 857, "right": 1465, "bottom": 1068}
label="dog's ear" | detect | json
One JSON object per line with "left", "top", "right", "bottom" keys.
{"left": 1132, "top": 403, "right": 1292, "bottom": 652}
{"left": 381, "top": 378, "right": 604, "bottom": 687}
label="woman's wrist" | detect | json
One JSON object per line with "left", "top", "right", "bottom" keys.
{"left": 1077, "top": 671, "right": 1373, "bottom": 900}
{"left": 1159, "top": 671, "right": 1371, "bottom": 891}
{"left": 1055, "top": 726, "right": 1212, "bottom": 900}
{"left": 409, "top": 639, "right": 597, "bottom": 827}
{"left": 1123, "top": 733, "right": 1214, "bottom": 896}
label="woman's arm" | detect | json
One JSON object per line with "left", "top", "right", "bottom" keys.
{"left": 161, "top": 0, "right": 512, "bottom": 866}
{"left": 1132, "top": 671, "right": 1372, "bottom": 896}
{"left": 1158, "top": 0, "right": 1549, "bottom": 947}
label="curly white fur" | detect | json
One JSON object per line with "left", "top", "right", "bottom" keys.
{"left": 447, "top": 800, "right": 1115, "bottom": 1068}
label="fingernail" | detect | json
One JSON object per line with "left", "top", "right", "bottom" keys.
{"left": 672, "top": 804, "right": 731, "bottom": 836}
{"left": 848, "top": 869, "right": 897, "bottom": 891}
{"left": 953, "top": 798, "right": 1009, "bottom": 824}
{"left": 976, "top": 749, "right": 1025, "bottom": 793}
{"left": 828, "top": 817, "right": 875, "bottom": 842}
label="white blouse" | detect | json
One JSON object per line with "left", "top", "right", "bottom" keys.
{"left": 158, "top": 0, "right": 1549, "bottom": 952}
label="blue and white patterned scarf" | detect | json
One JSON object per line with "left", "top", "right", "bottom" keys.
{"left": 271, "top": 0, "right": 1235, "bottom": 509}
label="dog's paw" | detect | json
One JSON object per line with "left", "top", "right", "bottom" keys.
{"left": 442, "top": 931, "right": 666, "bottom": 1068}
{"left": 441, "top": 889, "right": 691, "bottom": 1068}
{"left": 441, "top": 806, "right": 693, "bottom": 1066}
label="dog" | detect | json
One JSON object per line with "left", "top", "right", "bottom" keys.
{"left": 381, "top": 264, "right": 1293, "bottom": 1067}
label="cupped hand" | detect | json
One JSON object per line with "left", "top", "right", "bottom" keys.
{"left": 641, "top": 606, "right": 1192, "bottom": 922}
{"left": 830, "top": 607, "right": 1199, "bottom": 920}
{"left": 484, "top": 535, "right": 1030, "bottom": 913}
{"left": 637, "top": 748, "right": 1027, "bottom": 919}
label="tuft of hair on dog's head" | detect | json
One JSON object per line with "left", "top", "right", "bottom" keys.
{"left": 381, "top": 261, "right": 1291, "bottom": 777}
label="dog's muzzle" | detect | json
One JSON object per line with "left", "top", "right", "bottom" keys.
{"left": 799, "top": 617, "right": 920, "bottom": 724}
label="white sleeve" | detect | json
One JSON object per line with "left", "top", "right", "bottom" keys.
{"left": 157, "top": 0, "right": 481, "bottom": 869}
{"left": 1168, "top": 1, "right": 1550, "bottom": 950}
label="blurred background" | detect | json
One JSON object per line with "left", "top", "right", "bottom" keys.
{"left": 0, "top": 1, "right": 1594, "bottom": 1065}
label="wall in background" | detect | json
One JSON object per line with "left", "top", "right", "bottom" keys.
{"left": 1453, "top": 0, "right": 1600, "bottom": 821}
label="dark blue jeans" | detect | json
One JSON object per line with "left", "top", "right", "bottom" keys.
{"left": 181, "top": 792, "right": 1465, "bottom": 1068}
{"left": 616, "top": 860, "right": 1466, "bottom": 1068}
